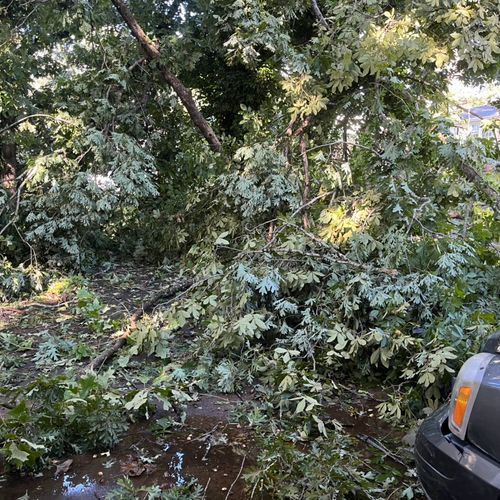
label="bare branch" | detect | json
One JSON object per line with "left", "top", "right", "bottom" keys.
{"left": 0, "top": 114, "right": 74, "bottom": 136}
{"left": 305, "top": 140, "right": 386, "bottom": 159}
{"left": 311, "top": 0, "right": 329, "bottom": 29}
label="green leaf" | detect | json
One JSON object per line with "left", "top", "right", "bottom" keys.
{"left": 215, "top": 231, "right": 230, "bottom": 245}
{"left": 313, "top": 415, "right": 327, "bottom": 437}
{"left": 295, "top": 398, "right": 306, "bottom": 414}
{"left": 124, "top": 389, "right": 149, "bottom": 411}
{"left": 8, "top": 443, "right": 30, "bottom": 464}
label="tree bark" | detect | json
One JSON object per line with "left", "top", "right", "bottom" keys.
{"left": 300, "top": 134, "right": 311, "bottom": 229}
{"left": 110, "top": 0, "right": 222, "bottom": 152}
{"left": 311, "top": 0, "right": 329, "bottom": 29}
{"left": 266, "top": 220, "right": 276, "bottom": 242}
{"left": 1, "top": 142, "right": 17, "bottom": 191}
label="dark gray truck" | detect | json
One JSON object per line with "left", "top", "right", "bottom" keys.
{"left": 415, "top": 332, "right": 500, "bottom": 499}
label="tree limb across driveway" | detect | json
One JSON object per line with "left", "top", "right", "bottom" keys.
{"left": 88, "top": 277, "right": 194, "bottom": 371}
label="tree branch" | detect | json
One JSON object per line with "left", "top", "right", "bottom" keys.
{"left": 305, "top": 140, "right": 386, "bottom": 159}
{"left": 300, "top": 133, "right": 311, "bottom": 229}
{"left": 88, "top": 277, "right": 194, "bottom": 371}
{"left": 0, "top": 114, "right": 74, "bottom": 136}
{"left": 311, "top": 0, "right": 329, "bottom": 29}
{"left": 459, "top": 162, "right": 500, "bottom": 213}
{"left": 110, "top": 0, "right": 222, "bottom": 152}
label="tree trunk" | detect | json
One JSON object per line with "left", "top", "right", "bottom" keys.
{"left": 110, "top": 0, "right": 222, "bottom": 152}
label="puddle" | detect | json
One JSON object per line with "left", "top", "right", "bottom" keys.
{"left": 0, "top": 395, "right": 255, "bottom": 499}
{"left": 169, "top": 451, "right": 186, "bottom": 486}
{"left": 0, "top": 390, "right": 405, "bottom": 499}
{"left": 61, "top": 474, "right": 99, "bottom": 497}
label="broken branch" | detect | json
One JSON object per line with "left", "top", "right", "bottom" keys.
{"left": 110, "top": 0, "right": 222, "bottom": 152}
{"left": 88, "top": 277, "right": 194, "bottom": 370}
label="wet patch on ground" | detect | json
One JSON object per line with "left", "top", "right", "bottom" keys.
{"left": 0, "top": 395, "right": 257, "bottom": 499}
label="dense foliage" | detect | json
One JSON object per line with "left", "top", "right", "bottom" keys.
{"left": 1, "top": 0, "right": 499, "bottom": 496}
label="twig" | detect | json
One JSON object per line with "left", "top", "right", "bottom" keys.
{"left": 225, "top": 455, "right": 246, "bottom": 500}
{"left": 193, "top": 423, "right": 220, "bottom": 442}
{"left": 337, "top": 383, "right": 384, "bottom": 403}
{"left": 306, "top": 140, "right": 386, "bottom": 159}
{"left": 0, "top": 114, "right": 75, "bottom": 135}
{"left": 203, "top": 477, "right": 211, "bottom": 498}
{"left": 18, "top": 300, "right": 74, "bottom": 310}
{"left": 356, "top": 434, "right": 406, "bottom": 467}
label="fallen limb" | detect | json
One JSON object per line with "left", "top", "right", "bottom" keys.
{"left": 110, "top": 0, "right": 222, "bottom": 152}
{"left": 88, "top": 277, "right": 193, "bottom": 371}
{"left": 263, "top": 218, "right": 399, "bottom": 276}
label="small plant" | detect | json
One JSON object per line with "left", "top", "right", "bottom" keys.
{"left": 33, "top": 331, "right": 75, "bottom": 364}
{"left": 0, "top": 372, "right": 131, "bottom": 471}
{"left": 105, "top": 477, "right": 204, "bottom": 500}
{"left": 76, "top": 288, "right": 116, "bottom": 334}
{"left": 44, "top": 275, "right": 84, "bottom": 299}
{"left": 231, "top": 402, "right": 270, "bottom": 428}
{"left": 70, "top": 342, "right": 94, "bottom": 361}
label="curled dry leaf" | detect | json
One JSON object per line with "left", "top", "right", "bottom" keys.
{"left": 54, "top": 459, "right": 73, "bottom": 477}
{"left": 120, "top": 456, "right": 146, "bottom": 477}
